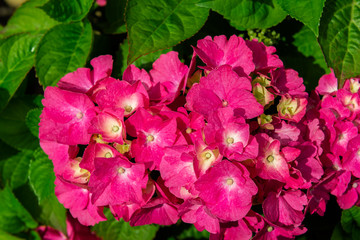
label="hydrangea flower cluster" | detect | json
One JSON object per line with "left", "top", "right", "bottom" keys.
{"left": 39, "top": 35, "right": 360, "bottom": 239}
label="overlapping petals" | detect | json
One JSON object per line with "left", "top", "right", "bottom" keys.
{"left": 38, "top": 34, "right": 360, "bottom": 240}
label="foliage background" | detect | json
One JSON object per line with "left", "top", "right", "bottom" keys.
{"left": 0, "top": 0, "right": 360, "bottom": 239}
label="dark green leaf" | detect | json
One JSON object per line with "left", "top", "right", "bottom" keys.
{"left": 2, "top": 150, "right": 32, "bottom": 190}
{"left": 200, "top": 0, "right": 287, "bottom": 30}
{"left": 0, "top": 97, "right": 38, "bottom": 150}
{"left": 29, "top": 148, "right": 56, "bottom": 202}
{"left": 276, "top": 0, "right": 326, "bottom": 36}
{"left": 177, "top": 224, "right": 209, "bottom": 239}
{"left": 0, "top": 139, "right": 18, "bottom": 161}
{"left": 35, "top": 21, "right": 93, "bottom": 87}
{"left": 26, "top": 108, "right": 42, "bottom": 138}
{"left": 0, "top": 185, "right": 37, "bottom": 233}
{"left": 103, "top": 0, "right": 127, "bottom": 34}
{"left": 92, "top": 209, "right": 159, "bottom": 240}
{"left": 319, "top": 0, "right": 360, "bottom": 88}
{"left": 0, "top": 33, "right": 42, "bottom": 111}
{"left": 340, "top": 206, "right": 360, "bottom": 240}
{"left": 0, "top": 1, "right": 59, "bottom": 38}
{"left": 125, "top": 0, "right": 209, "bottom": 63}
{"left": 33, "top": 95, "right": 44, "bottom": 108}
{"left": 292, "top": 25, "right": 331, "bottom": 87}
{"left": 331, "top": 223, "right": 352, "bottom": 240}
{"left": 41, "top": 0, "right": 94, "bottom": 22}
{"left": 29, "top": 231, "right": 42, "bottom": 240}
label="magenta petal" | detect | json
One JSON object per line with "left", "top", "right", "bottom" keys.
{"left": 149, "top": 51, "right": 188, "bottom": 103}
{"left": 90, "top": 54, "right": 113, "bottom": 82}
{"left": 55, "top": 177, "right": 89, "bottom": 211}
{"left": 40, "top": 87, "right": 97, "bottom": 145}
{"left": 58, "top": 68, "right": 92, "bottom": 93}
{"left": 316, "top": 70, "right": 338, "bottom": 95}
{"left": 89, "top": 156, "right": 147, "bottom": 206}
{"left": 195, "top": 160, "right": 257, "bottom": 221}
{"left": 130, "top": 197, "right": 179, "bottom": 226}
{"left": 123, "top": 64, "right": 152, "bottom": 90}
{"left": 246, "top": 39, "right": 283, "bottom": 72}
{"left": 179, "top": 199, "right": 220, "bottom": 234}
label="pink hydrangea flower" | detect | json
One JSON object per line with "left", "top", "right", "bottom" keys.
{"left": 194, "top": 35, "right": 255, "bottom": 76}
{"left": 315, "top": 70, "right": 338, "bottom": 95}
{"left": 245, "top": 39, "right": 283, "bottom": 73}
{"left": 58, "top": 55, "right": 113, "bottom": 93}
{"left": 186, "top": 65, "right": 263, "bottom": 119}
{"left": 88, "top": 108, "right": 125, "bottom": 144}
{"left": 179, "top": 198, "right": 220, "bottom": 234}
{"left": 95, "top": 79, "right": 149, "bottom": 116}
{"left": 277, "top": 94, "right": 307, "bottom": 122}
{"left": 55, "top": 177, "right": 106, "bottom": 226}
{"left": 39, "top": 87, "right": 97, "bottom": 145}
{"left": 263, "top": 190, "right": 307, "bottom": 227}
{"left": 195, "top": 160, "right": 257, "bottom": 221}
{"left": 89, "top": 155, "right": 147, "bottom": 206}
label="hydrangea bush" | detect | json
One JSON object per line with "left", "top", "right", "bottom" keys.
{"left": 2, "top": 0, "right": 360, "bottom": 239}
{"left": 38, "top": 34, "right": 360, "bottom": 239}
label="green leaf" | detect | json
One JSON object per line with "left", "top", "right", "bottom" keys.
{"left": 340, "top": 206, "right": 360, "bottom": 240}
{"left": 35, "top": 20, "right": 93, "bottom": 87}
{"left": 276, "top": 0, "right": 326, "bottom": 37}
{"left": 319, "top": 0, "right": 360, "bottom": 88}
{"left": 0, "top": 185, "right": 37, "bottom": 233}
{"left": 125, "top": 0, "right": 209, "bottom": 63}
{"left": 2, "top": 150, "right": 32, "bottom": 190}
{"left": 0, "top": 140, "right": 18, "bottom": 161}
{"left": 331, "top": 223, "right": 352, "bottom": 240}
{"left": 293, "top": 26, "right": 330, "bottom": 73}
{"left": 92, "top": 209, "right": 159, "bottom": 240}
{"left": 103, "top": 0, "right": 127, "bottom": 34}
{"left": 116, "top": 39, "right": 173, "bottom": 77}
{"left": 38, "top": 195, "right": 67, "bottom": 234}
{"left": 26, "top": 108, "right": 42, "bottom": 138}
{"left": 0, "top": 97, "right": 38, "bottom": 150}
{"left": 0, "top": 33, "right": 42, "bottom": 111}
{"left": 292, "top": 26, "right": 331, "bottom": 90}
{"left": 29, "top": 148, "right": 56, "bottom": 202}
{"left": 41, "top": 0, "right": 94, "bottom": 22}
{"left": 28, "top": 148, "right": 67, "bottom": 233}
{"left": 200, "top": 0, "right": 287, "bottom": 30}
{"left": 0, "top": 229, "right": 24, "bottom": 240}
{"left": 0, "top": 1, "right": 59, "bottom": 38}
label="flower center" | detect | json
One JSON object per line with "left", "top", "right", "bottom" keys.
{"left": 226, "top": 137, "right": 234, "bottom": 144}
{"left": 266, "top": 155, "right": 275, "bottom": 163}
{"left": 205, "top": 152, "right": 212, "bottom": 159}
{"left": 226, "top": 178, "right": 234, "bottom": 185}
{"left": 118, "top": 167, "right": 125, "bottom": 174}
{"left": 112, "top": 125, "right": 120, "bottom": 132}
{"left": 124, "top": 105, "right": 133, "bottom": 113}
{"left": 222, "top": 100, "right": 228, "bottom": 107}
{"left": 104, "top": 152, "right": 112, "bottom": 158}
{"left": 76, "top": 112, "right": 83, "bottom": 119}
{"left": 353, "top": 182, "right": 358, "bottom": 188}
{"left": 286, "top": 106, "right": 294, "bottom": 115}
{"left": 186, "top": 127, "right": 192, "bottom": 134}
{"left": 338, "top": 133, "right": 344, "bottom": 140}
{"left": 147, "top": 134, "right": 154, "bottom": 142}
{"left": 267, "top": 226, "right": 273, "bottom": 232}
